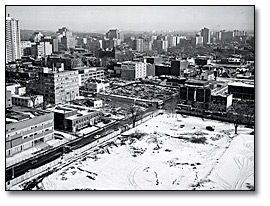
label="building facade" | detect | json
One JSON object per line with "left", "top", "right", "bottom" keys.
{"left": 31, "top": 42, "right": 53, "bottom": 57}
{"left": 195, "top": 36, "right": 204, "bottom": 46}
{"left": 6, "top": 109, "right": 54, "bottom": 157}
{"left": 20, "top": 41, "right": 32, "bottom": 57}
{"left": 179, "top": 80, "right": 212, "bottom": 106}
{"left": 52, "top": 105, "right": 102, "bottom": 133}
{"left": 77, "top": 67, "right": 105, "bottom": 87}
{"left": 39, "top": 67, "right": 79, "bottom": 104}
{"left": 171, "top": 60, "right": 189, "bottom": 76}
{"left": 228, "top": 82, "right": 254, "bottom": 100}
{"left": 85, "top": 79, "right": 109, "bottom": 93}
{"left": 155, "top": 64, "right": 171, "bottom": 76}
{"left": 121, "top": 61, "right": 147, "bottom": 80}
{"left": 134, "top": 39, "right": 144, "bottom": 52}
{"left": 201, "top": 27, "right": 210, "bottom": 45}
{"left": 12, "top": 95, "right": 43, "bottom": 108}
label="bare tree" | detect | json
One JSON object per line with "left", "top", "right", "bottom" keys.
{"left": 164, "top": 98, "right": 178, "bottom": 118}
{"left": 208, "top": 102, "right": 226, "bottom": 112}
{"left": 129, "top": 106, "right": 143, "bottom": 128}
{"left": 228, "top": 100, "right": 255, "bottom": 134}
{"left": 26, "top": 89, "right": 38, "bottom": 108}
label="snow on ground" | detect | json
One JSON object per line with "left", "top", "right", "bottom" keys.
{"left": 202, "top": 127, "right": 254, "bottom": 190}
{"left": 41, "top": 114, "right": 254, "bottom": 190}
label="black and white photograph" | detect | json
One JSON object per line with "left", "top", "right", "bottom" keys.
{"left": 5, "top": 5, "right": 255, "bottom": 191}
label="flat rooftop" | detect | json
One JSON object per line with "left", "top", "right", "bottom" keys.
{"left": 12, "top": 94, "right": 43, "bottom": 99}
{"left": 228, "top": 81, "right": 254, "bottom": 88}
{"left": 65, "top": 109, "right": 95, "bottom": 121}
{"left": 6, "top": 106, "right": 51, "bottom": 125}
{"left": 74, "top": 66, "right": 104, "bottom": 71}
{"left": 155, "top": 64, "right": 170, "bottom": 67}
{"left": 186, "top": 79, "right": 210, "bottom": 86}
{"left": 51, "top": 106, "right": 77, "bottom": 114}
{"left": 50, "top": 104, "right": 99, "bottom": 119}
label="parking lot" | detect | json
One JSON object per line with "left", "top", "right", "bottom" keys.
{"left": 106, "top": 83, "right": 179, "bottom": 102}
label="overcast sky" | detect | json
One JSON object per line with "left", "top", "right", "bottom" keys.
{"left": 6, "top": 6, "right": 254, "bottom": 32}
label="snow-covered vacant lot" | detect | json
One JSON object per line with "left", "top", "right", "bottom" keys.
{"left": 41, "top": 113, "right": 254, "bottom": 190}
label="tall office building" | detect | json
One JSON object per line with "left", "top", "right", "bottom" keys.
{"left": 195, "top": 35, "right": 204, "bottom": 46}
{"left": 121, "top": 61, "right": 147, "bottom": 80}
{"left": 144, "top": 40, "right": 152, "bottom": 51}
{"left": 134, "top": 38, "right": 144, "bottom": 52}
{"left": 57, "top": 27, "right": 76, "bottom": 50}
{"left": 201, "top": 27, "right": 210, "bottom": 45}
{"left": 168, "top": 35, "right": 177, "bottom": 47}
{"left": 162, "top": 40, "right": 168, "bottom": 52}
{"left": 221, "top": 31, "right": 234, "bottom": 41}
{"left": 233, "top": 30, "right": 247, "bottom": 37}
{"left": 20, "top": 41, "right": 32, "bottom": 56}
{"left": 31, "top": 42, "right": 53, "bottom": 57}
{"left": 6, "top": 14, "right": 21, "bottom": 63}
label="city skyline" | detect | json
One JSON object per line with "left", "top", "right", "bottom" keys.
{"left": 5, "top": 5, "right": 255, "bottom": 192}
{"left": 6, "top": 6, "right": 254, "bottom": 32}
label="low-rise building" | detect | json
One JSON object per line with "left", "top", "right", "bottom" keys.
{"left": 6, "top": 108, "right": 54, "bottom": 157}
{"left": 51, "top": 104, "right": 102, "bottom": 133}
{"left": 179, "top": 80, "right": 212, "bottom": 107}
{"left": 76, "top": 67, "right": 105, "bottom": 87}
{"left": 200, "top": 71, "right": 215, "bottom": 81}
{"left": 211, "top": 93, "right": 233, "bottom": 111}
{"left": 179, "top": 80, "right": 234, "bottom": 110}
{"left": 155, "top": 64, "right": 171, "bottom": 76}
{"left": 12, "top": 94, "right": 43, "bottom": 108}
{"left": 228, "top": 82, "right": 254, "bottom": 100}
{"left": 143, "top": 56, "right": 162, "bottom": 64}
{"left": 15, "top": 86, "right": 26, "bottom": 96}
{"left": 85, "top": 79, "right": 110, "bottom": 93}
{"left": 87, "top": 98, "right": 103, "bottom": 108}
{"left": 6, "top": 83, "right": 21, "bottom": 95}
